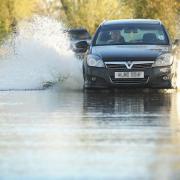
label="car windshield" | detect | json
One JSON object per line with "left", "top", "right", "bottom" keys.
{"left": 95, "top": 24, "right": 169, "bottom": 46}
{"left": 69, "top": 30, "right": 91, "bottom": 41}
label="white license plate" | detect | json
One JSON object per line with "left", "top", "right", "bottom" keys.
{"left": 115, "top": 72, "right": 144, "bottom": 79}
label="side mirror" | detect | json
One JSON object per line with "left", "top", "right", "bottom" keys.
{"left": 174, "top": 39, "right": 180, "bottom": 46}
{"left": 75, "top": 41, "right": 89, "bottom": 53}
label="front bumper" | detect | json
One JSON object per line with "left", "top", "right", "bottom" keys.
{"left": 84, "top": 65, "right": 176, "bottom": 89}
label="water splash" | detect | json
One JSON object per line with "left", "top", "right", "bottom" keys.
{"left": 176, "top": 47, "right": 180, "bottom": 89}
{"left": 0, "top": 16, "right": 83, "bottom": 90}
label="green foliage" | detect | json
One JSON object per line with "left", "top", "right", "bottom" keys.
{"left": 37, "top": 0, "right": 62, "bottom": 18}
{"left": 60, "top": 0, "right": 133, "bottom": 34}
{"left": 0, "top": 0, "right": 179, "bottom": 40}
{"left": 59, "top": 0, "right": 179, "bottom": 38}
{"left": 0, "top": 0, "right": 38, "bottom": 41}
{"left": 124, "top": 0, "right": 180, "bottom": 38}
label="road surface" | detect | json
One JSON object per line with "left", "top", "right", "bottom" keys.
{"left": 0, "top": 89, "right": 180, "bottom": 180}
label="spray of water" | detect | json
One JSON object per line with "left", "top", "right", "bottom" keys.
{"left": 0, "top": 16, "right": 83, "bottom": 90}
{"left": 176, "top": 48, "right": 180, "bottom": 89}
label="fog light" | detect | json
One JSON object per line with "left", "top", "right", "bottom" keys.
{"left": 163, "top": 76, "right": 169, "bottom": 80}
{"left": 160, "top": 68, "right": 169, "bottom": 73}
{"left": 91, "top": 77, "right": 96, "bottom": 81}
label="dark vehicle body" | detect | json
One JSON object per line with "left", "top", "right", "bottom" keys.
{"left": 66, "top": 28, "right": 91, "bottom": 49}
{"left": 79, "top": 19, "right": 178, "bottom": 89}
{"left": 65, "top": 28, "right": 91, "bottom": 59}
{"left": 67, "top": 29, "right": 91, "bottom": 41}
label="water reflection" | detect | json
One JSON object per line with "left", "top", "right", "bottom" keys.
{"left": 83, "top": 90, "right": 172, "bottom": 126}
{"left": 0, "top": 89, "right": 179, "bottom": 179}
{"left": 82, "top": 90, "right": 180, "bottom": 180}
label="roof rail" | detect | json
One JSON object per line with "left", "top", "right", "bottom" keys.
{"left": 101, "top": 20, "right": 107, "bottom": 25}
{"left": 156, "top": 19, "right": 162, "bottom": 25}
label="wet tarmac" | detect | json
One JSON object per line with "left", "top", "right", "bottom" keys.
{"left": 0, "top": 89, "right": 180, "bottom": 180}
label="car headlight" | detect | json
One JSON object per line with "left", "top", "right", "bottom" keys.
{"left": 87, "top": 55, "right": 104, "bottom": 67}
{"left": 152, "top": 53, "right": 173, "bottom": 67}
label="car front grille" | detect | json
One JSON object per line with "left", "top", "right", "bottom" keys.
{"left": 105, "top": 61, "right": 153, "bottom": 70}
{"left": 131, "top": 63, "right": 153, "bottom": 69}
{"left": 104, "top": 61, "right": 153, "bottom": 85}
{"left": 106, "top": 64, "right": 126, "bottom": 70}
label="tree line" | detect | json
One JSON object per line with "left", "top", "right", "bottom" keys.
{"left": 0, "top": 0, "right": 179, "bottom": 41}
{"left": 0, "top": 0, "right": 38, "bottom": 40}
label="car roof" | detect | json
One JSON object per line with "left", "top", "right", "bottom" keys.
{"left": 102, "top": 19, "right": 161, "bottom": 26}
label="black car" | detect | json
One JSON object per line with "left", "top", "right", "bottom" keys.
{"left": 76, "top": 19, "right": 180, "bottom": 89}
{"left": 67, "top": 28, "right": 91, "bottom": 41}
{"left": 65, "top": 28, "right": 91, "bottom": 49}
{"left": 65, "top": 28, "right": 91, "bottom": 59}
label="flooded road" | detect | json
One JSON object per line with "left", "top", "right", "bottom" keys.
{"left": 0, "top": 89, "right": 180, "bottom": 180}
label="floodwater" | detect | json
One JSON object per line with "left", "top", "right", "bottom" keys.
{"left": 0, "top": 89, "right": 180, "bottom": 180}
